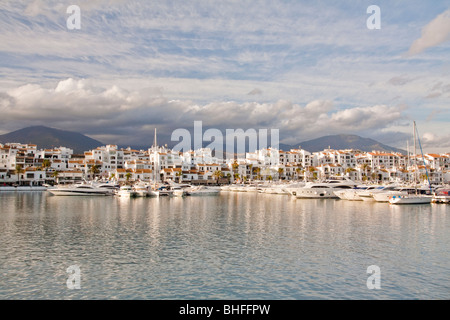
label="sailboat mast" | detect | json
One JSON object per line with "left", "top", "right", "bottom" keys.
{"left": 413, "top": 121, "right": 418, "bottom": 187}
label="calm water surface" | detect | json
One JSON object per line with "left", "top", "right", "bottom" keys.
{"left": 0, "top": 191, "right": 449, "bottom": 300}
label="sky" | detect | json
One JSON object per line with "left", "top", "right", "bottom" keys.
{"left": 0, "top": 0, "right": 449, "bottom": 153}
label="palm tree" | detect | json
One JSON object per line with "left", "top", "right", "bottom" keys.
{"left": 176, "top": 171, "right": 183, "bottom": 183}
{"left": 125, "top": 172, "right": 132, "bottom": 184}
{"left": 307, "top": 166, "right": 316, "bottom": 181}
{"left": 232, "top": 161, "right": 239, "bottom": 174}
{"left": 361, "top": 163, "right": 371, "bottom": 179}
{"left": 51, "top": 171, "right": 59, "bottom": 184}
{"left": 267, "top": 175, "right": 273, "bottom": 181}
{"left": 277, "top": 168, "right": 284, "bottom": 180}
{"left": 42, "top": 159, "right": 51, "bottom": 172}
{"left": 248, "top": 164, "right": 253, "bottom": 181}
{"left": 15, "top": 165, "right": 24, "bottom": 186}
{"left": 252, "top": 167, "right": 261, "bottom": 181}
{"left": 110, "top": 173, "right": 116, "bottom": 181}
{"left": 89, "top": 164, "right": 100, "bottom": 180}
{"left": 213, "top": 170, "right": 224, "bottom": 181}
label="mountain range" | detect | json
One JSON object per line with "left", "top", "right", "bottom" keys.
{"left": 282, "top": 134, "right": 406, "bottom": 154}
{"left": 0, "top": 126, "right": 405, "bottom": 155}
{"left": 0, "top": 126, "right": 103, "bottom": 154}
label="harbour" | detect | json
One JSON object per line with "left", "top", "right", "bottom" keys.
{"left": 1, "top": 191, "right": 449, "bottom": 300}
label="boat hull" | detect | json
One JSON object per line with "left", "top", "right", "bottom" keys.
{"left": 295, "top": 188, "right": 338, "bottom": 199}
{"left": 48, "top": 190, "right": 109, "bottom": 196}
{"left": 389, "top": 195, "right": 432, "bottom": 205}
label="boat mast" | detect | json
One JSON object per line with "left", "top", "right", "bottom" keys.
{"left": 414, "top": 121, "right": 433, "bottom": 194}
{"left": 413, "top": 121, "right": 417, "bottom": 192}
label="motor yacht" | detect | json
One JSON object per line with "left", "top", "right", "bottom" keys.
{"left": 432, "top": 188, "right": 450, "bottom": 203}
{"left": 334, "top": 185, "right": 373, "bottom": 201}
{"left": 171, "top": 186, "right": 187, "bottom": 197}
{"left": 48, "top": 183, "right": 112, "bottom": 196}
{"left": 372, "top": 186, "right": 423, "bottom": 202}
{"left": 185, "top": 185, "right": 220, "bottom": 196}
{"left": 291, "top": 178, "right": 357, "bottom": 199}
{"left": 116, "top": 185, "right": 138, "bottom": 197}
{"left": 133, "top": 183, "right": 149, "bottom": 197}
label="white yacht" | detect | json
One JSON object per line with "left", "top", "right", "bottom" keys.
{"left": 116, "top": 185, "right": 138, "bottom": 197}
{"left": 335, "top": 185, "right": 374, "bottom": 201}
{"left": 133, "top": 183, "right": 150, "bottom": 197}
{"left": 357, "top": 185, "right": 399, "bottom": 202}
{"left": 432, "top": 188, "right": 450, "bottom": 203}
{"left": 261, "top": 184, "right": 288, "bottom": 194}
{"left": 291, "top": 178, "right": 357, "bottom": 199}
{"left": 185, "top": 186, "right": 220, "bottom": 196}
{"left": 371, "top": 186, "right": 415, "bottom": 202}
{"left": 48, "top": 184, "right": 112, "bottom": 196}
{"left": 171, "top": 186, "right": 186, "bottom": 197}
{"left": 93, "top": 182, "right": 120, "bottom": 194}
{"left": 389, "top": 194, "right": 432, "bottom": 205}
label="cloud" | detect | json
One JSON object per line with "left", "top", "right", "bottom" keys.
{"left": 408, "top": 9, "right": 450, "bottom": 55}
{"left": 0, "top": 79, "right": 413, "bottom": 149}
{"left": 422, "top": 132, "right": 450, "bottom": 149}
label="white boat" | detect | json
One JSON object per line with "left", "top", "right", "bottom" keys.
{"left": 156, "top": 185, "right": 173, "bottom": 196}
{"left": 358, "top": 185, "right": 402, "bottom": 202}
{"left": 229, "top": 184, "right": 245, "bottom": 192}
{"left": 292, "top": 178, "right": 358, "bottom": 199}
{"left": 334, "top": 185, "right": 373, "bottom": 201}
{"left": 185, "top": 186, "right": 220, "bottom": 196}
{"left": 261, "top": 184, "right": 290, "bottom": 194}
{"left": 147, "top": 189, "right": 159, "bottom": 197}
{"left": 116, "top": 185, "right": 138, "bottom": 197}
{"left": 133, "top": 183, "right": 150, "bottom": 197}
{"left": 389, "top": 194, "right": 432, "bottom": 205}
{"left": 371, "top": 186, "right": 416, "bottom": 202}
{"left": 48, "top": 184, "right": 112, "bottom": 196}
{"left": 92, "top": 182, "right": 120, "bottom": 194}
{"left": 282, "top": 182, "right": 305, "bottom": 195}
{"left": 171, "top": 186, "right": 186, "bottom": 197}
{"left": 432, "top": 188, "right": 450, "bottom": 203}
{"left": 389, "top": 122, "right": 433, "bottom": 206}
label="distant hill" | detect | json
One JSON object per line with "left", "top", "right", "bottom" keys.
{"left": 0, "top": 127, "right": 405, "bottom": 155}
{"left": 0, "top": 126, "right": 104, "bottom": 154}
{"left": 287, "top": 134, "right": 405, "bottom": 154}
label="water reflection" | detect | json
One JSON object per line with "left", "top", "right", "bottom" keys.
{"left": 0, "top": 191, "right": 449, "bottom": 299}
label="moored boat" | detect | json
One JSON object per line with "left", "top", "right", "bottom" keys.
{"left": 432, "top": 188, "right": 450, "bottom": 203}
{"left": 389, "top": 194, "right": 432, "bottom": 205}
{"left": 116, "top": 185, "right": 138, "bottom": 197}
{"left": 185, "top": 185, "right": 220, "bottom": 196}
{"left": 293, "top": 178, "right": 357, "bottom": 199}
{"left": 48, "top": 184, "right": 112, "bottom": 196}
